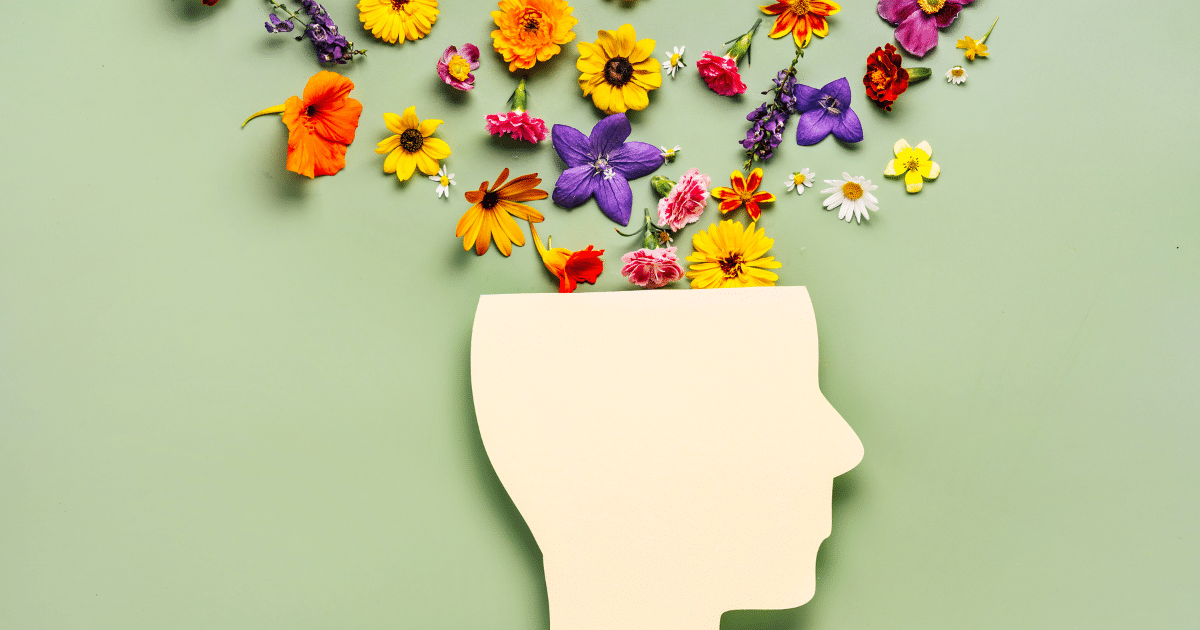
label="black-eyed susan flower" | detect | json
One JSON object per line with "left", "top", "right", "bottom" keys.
{"left": 456, "top": 168, "right": 547, "bottom": 256}
{"left": 376, "top": 106, "right": 451, "bottom": 182}
{"left": 577, "top": 24, "right": 662, "bottom": 115}
{"left": 357, "top": 0, "right": 438, "bottom": 45}
{"left": 685, "top": 220, "right": 781, "bottom": 289}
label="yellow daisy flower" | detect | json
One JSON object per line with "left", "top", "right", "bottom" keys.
{"left": 358, "top": 0, "right": 439, "bottom": 45}
{"left": 884, "top": 139, "right": 939, "bottom": 193}
{"left": 685, "top": 220, "right": 781, "bottom": 289}
{"left": 577, "top": 24, "right": 662, "bottom": 114}
{"left": 376, "top": 106, "right": 452, "bottom": 181}
{"left": 957, "top": 17, "right": 998, "bottom": 61}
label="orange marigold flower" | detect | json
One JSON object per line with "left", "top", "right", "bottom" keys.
{"left": 457, "top": 168, "right": 548, "bottom": 256}
{"left": 242, "top": 71, "right": 364, "bottom": 179}
{"left": 711, "top": 168, "right": 775, "bottom": 221}
{"left": 491, "top": 0, "right": 578, "bottom": 72}
{"left": 530, "top": 223, "right": 603, "bottom": 293}
{"left": 761, "top": 0, "right": 840, "bottom": 49}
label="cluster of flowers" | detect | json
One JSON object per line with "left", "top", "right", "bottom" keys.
{"left": 229, "top": 0, "right": 996, "bottom": 294}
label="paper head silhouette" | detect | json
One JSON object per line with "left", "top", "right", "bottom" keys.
{"left": 471, "top": 287, "right": 863, "bottom": 630}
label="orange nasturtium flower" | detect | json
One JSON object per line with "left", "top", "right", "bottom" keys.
{"left": 457, "top": 168, "right": 547, "bottom": 256}
{"left": 761, "top": 0, "right": 840, "bottom": 49}
{"left": 242, "top": 71, "right": 363, "bottom": 178}
{"left": 711, "top": 168, "right": 776, "bottom": 221}
{"left": 491, "top": 0, "right": 578, "bottom": 72}
{"left": 530, "top": 223, "right": 604, "bottom": 293}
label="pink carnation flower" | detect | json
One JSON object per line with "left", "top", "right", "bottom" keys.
{"left": 657, "top": 168, "right": 711, "bottom": 231}
{"left": 485, "top": 110, "right": 548, "bottom": 143}
{"left": 620, "top": 247, "right": 684, "bottom": 289}
{"left": 696, "top": 52, "right": 746, "bottom": 96}
{"left": 437, "top": 44, "right": 481, "bottom": 91}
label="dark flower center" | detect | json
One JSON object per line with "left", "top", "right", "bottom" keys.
{"left": 481, "top": 191, "right": 501, "bottom": 210}
{"left": 818, "top": 95, "right": 841, "bottom": 115}
{"left": 520, "top": 9, "right": 543, "bottom": 31}
{"left": 391, "top": 0, "right": 409, "bottom": 10}
{"left": 399, "top": 129, "right": 424, "bottom": 153}
{"left": 604, "top": 57, "right": 634, "bottom": 87}
{"left": 718, "top": 254, "right": 744, "bottom": 279}
{"left": 305, "top": 105, "right": 317, "bottom": 117}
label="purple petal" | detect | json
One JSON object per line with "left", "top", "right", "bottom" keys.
{"left": 552, "top": 166, "right": 600, "bottom": 208}
{"left": 551, "top": 124, "right": 592, "bottom": 168}
{"left": 589, "top": 113, "right": 632, "bottom": 157}
{"left": 831, "top": 107, "right": 864, "bottom": 144}
{"left": 823, "top": 77, "right": 852, "bottom": 106}
{"left": 595, "top": 175, "right": 633, "bottom": 226}
{"left": 461, "top": 43, "right": 481, "bottom": 63}
{"left": 441, "top": 45, "right": 457, "bottom": 64}
{"left": 796, "top": 109, "right": 836, "bottom": 146}
{"left": 793, "top": 83, "right": 821, "bottom": 112}
{"left": 894, "top": 10, "right": 939, "bottom": 57}
{"left": 608, "top": 141, "right": 663, "bottom": 180}
{"left": 877, "top": 0, "right": 920, "bottom": 25}
{"left": 933, "top": 3, "right": 963, "bottom": 28}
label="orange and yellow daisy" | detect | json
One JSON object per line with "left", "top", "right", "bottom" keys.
{"left": 376, "top": 106, "right": 451, "bottom": 181}
{"left": 577, "top": 24, "right": 662, "bottom": 114}
{"left": 457, "top": 168, "right": 547, "bottom": 256}
{"left": 761, "top": 0, "right": 840, "bottom": 49}
{"left": 242, "top": 71, "right": 363, "bottom": 179}
{"left": 491, "top": 0, "right": 578, "bottom": 72}
{"left": 358, "top": 0, "right": 439, "bottom": 44}
{"left": 711, "top": 168, "right": 775, "bottom": 221}
{"left": 686, "top": 220, "right": 782, "bottom": 289}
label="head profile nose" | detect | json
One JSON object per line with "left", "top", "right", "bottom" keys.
{"left": 822, "top": 397, "right": 864, "bottom": 477}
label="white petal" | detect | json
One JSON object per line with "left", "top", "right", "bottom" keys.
{"left": 916, "top": 140, "right": 932, "bottom": 157}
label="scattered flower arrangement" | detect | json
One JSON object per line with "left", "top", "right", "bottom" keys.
{"left": 222, "top": 0, "right": 1002, "bottom": 291}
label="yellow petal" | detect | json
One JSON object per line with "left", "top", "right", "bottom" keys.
{"left": 395, "top": 150, "right": 418, "bottom": 181}
{"left": 419, "top": 118, "right": 443, "bottom": 137}
{"left": 383, "top": 113, "right": 407, "bottom": 135}
{"left": 422, "top": 137, "right": 452, "bottom": 160}
{"left": 595, "top": 29, "right": 619, "bottom": 58}
{"left": 884, "top": 159, "right": 899, "bottom": 177}
{"left": 415, "top": 150, "right": 440, "bottom": 176}
{"left": 894, "top": 148, "right": 914, "bottom": 169}
{"left": 383, "top": 148, "right": 402, "bottom": 173}
{"left": 376, "top": 135, "right": 401, "bottom": 155}
{"left": 904, "top": 169, "right": 923, "bottom": 193}
{"left": 893, "top": 138, "right": 911, "bottom": 156}
{"left": 916, "top": 140, "right": 932, "bottom": 158}
{"left": 922, "top": 160, "right": 940, "bottom": 180}
{"left": 628, "top": 37, "right": 656, "bottom": 63}
{"left": 591, "top": 83, "right": 615, "bottom": 113}
{"left": 614, "top": 24, "right": 637, "bottom": 57}
{"left": 400, "top": 106, "right": 419, "bottom": 130}
{"left": 620, "top": 83, "right": 649, "bottom": 111}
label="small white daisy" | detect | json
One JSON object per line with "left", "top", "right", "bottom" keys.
{"left": 659, "top": 145, "right": 681, "bottom": 161}
{"left": 946, "top": 66, "right": 967, "bottom": 85}
{"left": 662, "top": 46, "right": 686, "bottom": 78}
{"left": 429, "top": 165, "right": 455, "bottom": 198}
{"left": 785, "top": 168, "right": 815, "bottom": 195}
{"left": 820, "top": 172, "right": 880, "bottom": 224}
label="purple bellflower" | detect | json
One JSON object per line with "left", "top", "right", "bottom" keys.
{"left": 741, "top": 50, "right": 802, "bottom": 170}
{"left": 551, "top": 114, "right": 664, "bottom": 226}
{"left": 794, "top": 77, "right": 864, "bottom": 146}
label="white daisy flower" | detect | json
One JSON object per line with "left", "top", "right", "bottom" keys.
{"left": 662, "top": 46, "right": 686, "bottom": 78}
{"left": 820, "top": 172, "right": 880, "bottom": 224}
{"left": 785, "top": 168, "right": 815, "bottom": 195}
{"left": 946, "top": 66, "right": 967, "bottom": 85}
{"left": 429, "top": 165, "right": 455, "bottom": 198}
{"left": 659, "top": 145, "right": 681, "bottom": 161}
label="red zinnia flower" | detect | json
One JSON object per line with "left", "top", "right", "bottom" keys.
{"left": 696, "top": 52, "right": 746, "bottom": 96}
{"left": 863, "top": 44, "right": 910, "bottom": 111}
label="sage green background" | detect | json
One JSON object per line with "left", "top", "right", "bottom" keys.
{"left": 2, "top": 0, "right": 1197, "bottom": 628}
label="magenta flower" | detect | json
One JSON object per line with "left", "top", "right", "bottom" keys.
{"left": 486, "top": 77, "right": 548, "bottom": 144}
{"left": 437, "top": 44, "right": 480, "bottom": 91}
{"left": 551, "top": 113, "right": 664, "bottom": 226}
{"left": 621, "top": 247, "right": 684, "bottom": 289}
{"left": 877, "top": 0, "right": 975, "bottom": 58}
{"left": 656, "top": 168, "right": 711, "bottom": 231}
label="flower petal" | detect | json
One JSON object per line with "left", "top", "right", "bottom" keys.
{"left": 395, "top": 151, "right": 418, "bottom": 181}
{"left": 608, "top": 141, "right": 662, "bottom": 179}
{"left": 746, "top": 168, "right": 763, "bottom": 191}
{"left": 894, "top": 10, "right": 940, "bottom": 57}
{"left": 590, "top": 113, "right": 632, "bottom": 157}
{"left": 933, "top": 3, "right": 963, "bottom": 28}
{"left": 884, "top": 159, "right": 899, "bottom": 177}
{"left": 893, "top": 138, "right": 911, "bottom": 155}
{"left": 400, "top": 106, "right": 420, "bottom": 130}
{"left": 422, "top": 137, "right": 452, "bottom": 160}
{"left": 793, "top": 83, "right": 821, "bottom": 112}
{"left": 629, "top": 37, "right": 656, "bottom": 63}
{"left": 904, "top": 169, "right": 923, "bottom": 193}
{"left": 831, "top": 106, "right": 864, "bottom": 143}
{"left": 877, "top": 0, "right": 920, "bottom": 25}
{"left": 418, "top": 118, "right": 443, "bottom": 137}
{"left": 552, "top": 165, "right": 600, "bottom": 208}
{"left": 595, "top": 175, "right": 633, "bottom": 225}
{"left": 796, "top": 108, "right": 836, "bottom": 145}
{"left": 823, "top": 77, "right": 853, "bottom": 106}
{"left": 916, "top": 140, "right": 932, "bottom": 157}
{"left": 923, "top": 160, "right": 940, "bottom": 179}
{"left": 551, "top": 124, "right": 592, "bottom": 168}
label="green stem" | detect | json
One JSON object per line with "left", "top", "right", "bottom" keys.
{"left": 980, "top": 16, "right": 999, "bottom": 43}
{"left": 267, "top": 0, "right": 308, "bottom": 29}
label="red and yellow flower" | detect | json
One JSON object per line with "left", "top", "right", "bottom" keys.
{"left": 711, "top": 168, "right": 775, "bottom": 221}
{"left": 242, "top": 71, "right": 363, "bottom": 179}
{"left": 761, "top": 0, "right": 840, "bottom": 49}
{"left": 457, "top": 168, "right": 547, "bottom": 256}
{"left": 529, "top": 223, "right": 603, "bottom": 293}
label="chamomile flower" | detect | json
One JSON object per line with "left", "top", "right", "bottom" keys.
{"left": 660, "top": 145, "right": 681, "bottom": 161}
{"left": 429, "top": 165, "right": 455, "bottom": 198}
{"left": 785, "top": 168, "right": 814, "bottom": 195}
{"left": 821, "top": 173, "right": 879, "bottom": 224}
{"left": 946, "top": 66, "right": 967, "bottom": 85}
{"left": 662, "top": 46, "right": 686, "bottom": 78}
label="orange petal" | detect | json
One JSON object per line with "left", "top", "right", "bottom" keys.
{"left": 767, "top": 12, "right": 798, "bottom": 38}
{"left": 718, "top": 199, "right": 743, "bottom": 214}
{"left": 750, "top": 191, "right": 776, "bottom": 204}
{"left": 711, "top": 187, "right": 739, "bottom": 201}
{"left": 729, "top": 170, "right": 748, "bottom": 194}
{"left": 745, "top": 201, "right": 761, "bottom": 221}
{"left": 807, "top": 14, "right": 829, "bottom": 38}
{"left": 745, "top": 168, "right": 763, "bottom": 192}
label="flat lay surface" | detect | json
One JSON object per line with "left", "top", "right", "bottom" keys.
{"left": 1, "top": 0, "right": 1197, "bottom": 628}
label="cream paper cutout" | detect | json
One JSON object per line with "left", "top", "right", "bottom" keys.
{"left": 471, "top": 287, "right": 863, "bottom": 630}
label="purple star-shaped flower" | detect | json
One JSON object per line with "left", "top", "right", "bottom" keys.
{"left": 793, "top": 78, "right": 864, "bottom": 146}
{"left": 551, "top": 113, "right": 664, "bottom": 226}
{"left": 878, "top": 0, "right": 975, "bottom": 58}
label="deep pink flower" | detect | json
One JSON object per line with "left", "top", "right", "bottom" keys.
{"left": 485, "top": 110, "right": 548, "bottom": 143}
{"left": 877, "top": 0, "right": 975, "bottom": 58}
{"left": 437, "top": 44, "right": 481, "bottom": 91}
{"left": 696, "top": 52, "right": 746, "bottom": 96}
{"left": 620, "top": 247, "right": 684, "bottom": 289}
{"left": 656, "top": 168, "right": 711, "bottom": 231}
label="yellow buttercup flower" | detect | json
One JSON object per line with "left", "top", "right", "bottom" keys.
{"left": 884, "top": 139, "right": 939, "bottom": 193}
{"left": 577, "top": 24, "right": 662, "bottom": 114}
{"left": 358, "top": 0, "right": 439, "bottom": 44}
{"left": 685, "top": 220, "right": 781, "bottom": 289}
{"left": 491, "top": 0, "right": 578, "bottom": 72}
{"left": 376, "top": 106, "right": 452, "bottom": 181}
{"left": 956, "top": 35, "right": 987, "bottom": 60}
